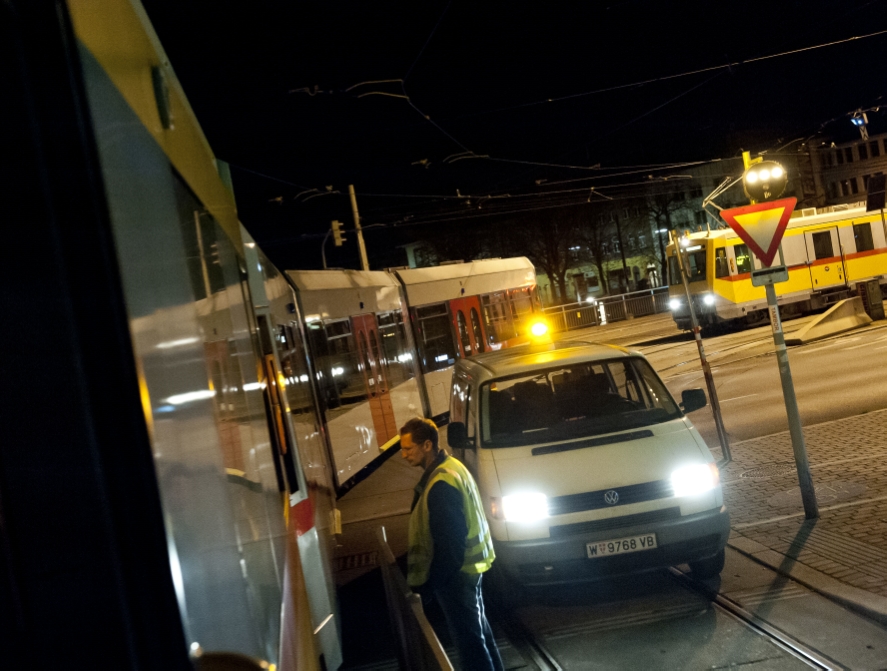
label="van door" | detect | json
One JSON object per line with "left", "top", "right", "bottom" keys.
{"left": 804, "top": 227, "right": 846, "bottom": 290}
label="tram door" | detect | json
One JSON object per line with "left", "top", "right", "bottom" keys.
{"left": 351, "top": 314, "right": 399, "bottom": 445}
{"left": 449, "top": 297, "right": 487, "bottom": 358}
{"left": 804, "top": 227, "right": 846, "bottom": 290}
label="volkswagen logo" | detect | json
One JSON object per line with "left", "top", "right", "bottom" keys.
{"left": 604, "top": 490, "right": 619, "bottom": 505}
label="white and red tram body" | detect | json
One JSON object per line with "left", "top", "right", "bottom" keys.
{"left": 393, "top": 257, "right": 542, "bottom": 420}
{"left": 286, "top": 269, "right": 427, "bottom": 489}
{"left": 287, "top": 258, "right": 542, "bottom": 480}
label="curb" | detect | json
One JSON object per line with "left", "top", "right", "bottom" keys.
{"left": 728, "top": 535, "right": 887, "bottom": 626}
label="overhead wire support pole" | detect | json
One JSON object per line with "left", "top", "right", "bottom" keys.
{"left": 670, "top": 230, "right": 732, "bottom": 464}
{"left": 349, "top": 184, "right": 370, "bottom": 271}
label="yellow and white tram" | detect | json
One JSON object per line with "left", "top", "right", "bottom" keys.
{"left": 666, "top": 203, "right": 887, "bottom": 330}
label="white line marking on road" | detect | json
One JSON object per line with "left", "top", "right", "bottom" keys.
{"left": 795, "top": 342, "right": 844, "bottom": 354}
{"left": 731, "top": 494, "right": 887, "bottom": 530}
{"left": 720, "top": 393, "right": 759, "bottom": 403}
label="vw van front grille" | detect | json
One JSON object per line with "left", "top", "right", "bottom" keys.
{"left": 548, "top": 479, "right": 673, "bottom": 515}
{"left": 548, "top": 507, "right": 681, "bottom": 537}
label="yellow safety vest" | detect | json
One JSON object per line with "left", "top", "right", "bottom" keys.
{"left": 407, "top": 455, "right": 495, "bottom": 587}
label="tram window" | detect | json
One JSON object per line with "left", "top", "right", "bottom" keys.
{"left": 715, "top": 248, "right": 729, "bottom": 278}
{"left": 685, "top": 250, "right": 706, "bottom": 282}
{"left": 377, "top": 311, "right": 412, "bottom": 389}
{"left": 734, "top": 244, "right": 752, "bottom": 274}
{"left": 481, "top": 292, "right": 517, "bottom": 344}
{"left": 456, "top": 310, "right": 472, "bottom": 355}
{"left": 413, "top": 303, "right": 458, "bottom": 374}
{"left": 470, "top": 308, "right": 485, "bottom": 354}
{"left": 313, "top": 319, "right": 367, "bottom": 409}
{"left": 279, "top": 324, "right": 316, "bottom": 417}
{"left": 853, "top": 223, "right": 874, "bottom": 252}
{"left": 509, "top": 289, "right": 534, "bottom": 335}
{"left": 667, "top": 256, "right": 681, "bottom": 286}
{"left": 358, "top": 331, "right": 374, "bottom": 389}
{"left": 197, "top": 213, "right": 227, "bottom": 294}
{"left": 811, "top": 231, "right": 834, "bottom": 260}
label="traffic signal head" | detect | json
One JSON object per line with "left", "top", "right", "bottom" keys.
{"left": 742, "top": 160, "right": 787, "bottom": 203}
{"left": 331, "top": 220, "right": 346, "bottom": 247}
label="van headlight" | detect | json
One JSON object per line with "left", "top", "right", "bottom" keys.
{"left": 670, "top": 463, "right": 719, "bottom": 497}
{"left": 668, "top": 298, "right": 681, "bottom": 310}
{"left": 703, "top": 294, "right": 716, "bottom": 306}
{"left": 494, "top": 493, "right": 549, "bottom": 522}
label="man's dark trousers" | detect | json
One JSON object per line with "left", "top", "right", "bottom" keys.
{"left": 434, "top": 571, "right": 503, "bottom": 671}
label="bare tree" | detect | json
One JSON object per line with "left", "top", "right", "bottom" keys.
{"left": 645, "top": 181, "right": 692, "bottom": 280}
{"left": 579, "top": 211, "right": 611, "bottom": 296}
{"left": 503, "top": 206, "right": 585, "bottom": 304}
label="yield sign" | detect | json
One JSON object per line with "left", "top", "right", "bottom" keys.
{"left": 719, "top": 197, "right": 797, "bottom": 268}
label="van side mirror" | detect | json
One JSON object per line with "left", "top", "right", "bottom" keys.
{"left": 681, "top": 388, "right": 707, "bottom": 413}
{"left": 447, "top": 421, "right": 471, "bottom": 449}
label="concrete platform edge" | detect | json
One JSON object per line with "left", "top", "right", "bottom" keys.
{"left": 727, "top": 537, "right": 887, "bottom": 626}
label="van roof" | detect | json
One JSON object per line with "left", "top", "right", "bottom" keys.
{"left": 455, "top": 339, "right": 636, "bottom": 380}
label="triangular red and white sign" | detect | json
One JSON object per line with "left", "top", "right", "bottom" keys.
{"left": 719, "top": 197, "right": 796, "bottom": 268}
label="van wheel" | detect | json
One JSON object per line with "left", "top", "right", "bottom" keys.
{"left": 689, "top": 549, "right": 725, "bottom": 579}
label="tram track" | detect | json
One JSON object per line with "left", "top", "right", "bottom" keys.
{"left": 489, "top": 566, "right": 843, "bottom": 670}
{"left": 667, "top": 568, "right": 841, "bottom": 671}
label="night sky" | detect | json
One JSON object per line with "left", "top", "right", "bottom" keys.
{"left": 140, "top": 0, "right": 887, "bottom": 270}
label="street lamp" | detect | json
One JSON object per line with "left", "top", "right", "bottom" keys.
{"left": 742, "top": 160, "right": 787, "bottom": 203}
{"left": 851, "top": 110, "right": 869, "bottom": 140}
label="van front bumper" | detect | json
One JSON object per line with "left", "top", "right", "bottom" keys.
{"left": 493, "top": 505, "right": 730, "bottom": 585}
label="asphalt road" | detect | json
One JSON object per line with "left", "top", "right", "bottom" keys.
{"left": 557, "top": 311, "right": 887, "bottom": 447}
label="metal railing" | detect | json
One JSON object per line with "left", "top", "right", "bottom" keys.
{"left": 543, "top": 286, "right": 671, "bottom": 332}
{"left": 376, "top": 527, "right": 453, "bottom": 671}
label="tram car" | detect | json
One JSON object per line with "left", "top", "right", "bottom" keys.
{"left": 3, "top": 1, "right": 340, "bottom": 669}
{"left": 286, "top": 258, "right": 542, "bottom": 489}
{"left": 666, "top": 203, "right": 887, "bottom": 330}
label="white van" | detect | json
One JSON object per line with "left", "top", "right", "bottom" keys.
{"left": 447, "top": 339, "right": 729, "bottom": 585}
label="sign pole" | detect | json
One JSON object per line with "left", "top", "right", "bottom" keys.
{"left": 720, "top": 193, "right": 819, "bottom": 520}
{"left": 762, "top": 247, "right": 818, "bottom": 519}
{"left": 670, "top": 231, "right": 732, "bottom": 463}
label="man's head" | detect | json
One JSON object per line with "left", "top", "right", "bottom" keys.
{"left": 400, "top": 417, "right": 440, "bottom": 469}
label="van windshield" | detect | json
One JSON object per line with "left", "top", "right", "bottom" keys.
{"left": 480, "top": 357, "right": 681, "bottom": 448}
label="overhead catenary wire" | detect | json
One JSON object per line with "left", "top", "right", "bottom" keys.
{"left": 449, "top": 27, "right": 887, "bottom": 120}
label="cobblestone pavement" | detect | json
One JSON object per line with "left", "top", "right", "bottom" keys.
{"left": 715, "top": 407, "right": 887, "bottom": 599}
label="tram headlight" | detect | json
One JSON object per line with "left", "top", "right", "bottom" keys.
{"left": 671, "top": 463, "right": 719, "bottom": 497}
{"left": 494, "top": 493, "right": 549, "bottom": 522}
{"left": 669, "top": 298, "right": 681, "bottom": 310}
{"left": 703, "top": 294, "right": 716, "bottom": 306}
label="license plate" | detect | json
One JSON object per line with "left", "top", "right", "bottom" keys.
{"left": 587, "top": 533, "right": 658, "bottom": 558}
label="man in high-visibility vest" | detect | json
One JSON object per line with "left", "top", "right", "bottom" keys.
{"left": 401, "top": 417, "right": 503, "bottom": 671}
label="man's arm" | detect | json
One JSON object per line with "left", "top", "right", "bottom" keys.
{"left": 423, "top": 480, "right": 467, "bottom": 593}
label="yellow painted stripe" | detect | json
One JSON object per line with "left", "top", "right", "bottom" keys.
{"left": 379, "top": 434, "right": 402, "bottom": 453}
{"left": 67, "top": 0, "right": 241, "bottom": 248}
